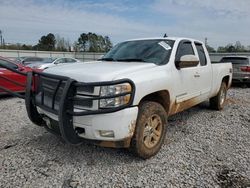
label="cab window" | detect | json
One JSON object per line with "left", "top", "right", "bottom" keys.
{"left": 195, "top": 43, "right": 207, "bottom": 66}
{"left": 175, "top": 41, "right": 194, "bottom": 61}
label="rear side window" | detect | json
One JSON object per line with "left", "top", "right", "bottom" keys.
{"left": 55, "top": 58, "right": 66, "bottom": 64}
{"left": 176, "top": 41, "right": 194, "bottom": 61}
{"left": 66, "top": 58, "right": 77, "bottom": 63}
{"left": 195, "top": 43, "right": 207, "bottom": 66}
{"left": 0, "top": 59, "right": 18, "bottom": 69}
{"left": 220, "top": 57, "right": 249, "bottom": 64}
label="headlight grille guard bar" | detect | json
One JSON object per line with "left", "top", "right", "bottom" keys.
{"left": 0, "top": 62, "right": 136, "bottom": 144}
{"left": 31, "top": 71, "right": 135, "bottom": 116}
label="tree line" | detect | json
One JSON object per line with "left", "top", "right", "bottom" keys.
{"left": 206, "top": 41, "right": 250, "bottom": 53}
{"left": 1, "top": 32, "right": 250, "bottom": 53}
{"left": 0, "top": 32, "right": 113, "bottom": 52}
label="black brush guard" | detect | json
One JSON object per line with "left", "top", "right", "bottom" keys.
{"left": 0, "top": 63, "right": 135, "bottom": 144}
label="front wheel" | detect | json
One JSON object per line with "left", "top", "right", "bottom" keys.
{"left": 130, "top": 101, "right": 167, "bottom": 159}
{"left": 210, "top": 82, "right": 227, "bottom": 110}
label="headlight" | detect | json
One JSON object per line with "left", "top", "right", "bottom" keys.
{"left": 99, "top": 83, "right": 132, "bottom": 108}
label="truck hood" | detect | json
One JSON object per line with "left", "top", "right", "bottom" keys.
{"left": 44, "top": 61, "right": 157, "bottom": 82}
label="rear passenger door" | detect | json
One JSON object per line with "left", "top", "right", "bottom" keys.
{"left": 194, "top": 42, "right": 212, "bottom": 98}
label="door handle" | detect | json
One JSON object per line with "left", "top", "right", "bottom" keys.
{"left": 194, "top": 73, "right": 200, "bottom": 78}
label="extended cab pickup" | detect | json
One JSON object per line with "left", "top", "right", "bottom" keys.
{"left": 0, "top": 37, "right": 233, "bottom": 159}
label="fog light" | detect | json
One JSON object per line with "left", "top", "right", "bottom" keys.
{"left": 99, "top": 130, "right": 115, "bottom": 138}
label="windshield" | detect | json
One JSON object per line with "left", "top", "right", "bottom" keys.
{"left": 43, "top": 58, "right": 56, "bottom": 63}
{"left": 101, "top": 39, "right": 175, "bottom": 65}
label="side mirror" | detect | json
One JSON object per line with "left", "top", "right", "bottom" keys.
{"left": 176, "top": 55, "right": 199, "bottom": 69}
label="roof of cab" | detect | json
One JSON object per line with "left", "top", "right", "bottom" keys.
{"left": 125, "top": 37, "right": 204, "bottom": 44}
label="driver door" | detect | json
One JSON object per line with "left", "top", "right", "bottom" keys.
{"left": 172, "top": 40, "right": 201, "bottom": 107}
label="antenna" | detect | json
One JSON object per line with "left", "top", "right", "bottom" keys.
{"left": 163, "top": 33, "right": 168, "bottom": 38}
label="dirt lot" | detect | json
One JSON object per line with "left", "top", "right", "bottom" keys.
{"left": 0, "top": 87, "right": 250, "bottom": 187}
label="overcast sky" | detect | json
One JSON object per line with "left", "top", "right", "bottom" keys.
{"left": 0, "top": 0, "right": 250, "bottom": 48}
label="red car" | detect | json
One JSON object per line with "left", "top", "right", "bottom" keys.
{"left": 0, "top": 56, "right": 31, "bottom": 94}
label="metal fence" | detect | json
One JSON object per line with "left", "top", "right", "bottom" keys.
{"left": 209, "top": 52, "right": 250, "bottom": 62}
{"left": 0, "top": 49, "right": 250, "bottom": 63}
{"left": 0, "top": 49, "right": 104, "bottom": 62}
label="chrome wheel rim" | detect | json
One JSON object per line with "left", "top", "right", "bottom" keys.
{"left": 143, "top": 114, "right": 163, "bottom": 149}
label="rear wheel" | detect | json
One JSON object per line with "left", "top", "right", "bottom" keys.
{"left": 210, "top": 82, "right": 227, "bottom": 110}
{"left": 130, "top": 101, "right": 167, "bottom": 159}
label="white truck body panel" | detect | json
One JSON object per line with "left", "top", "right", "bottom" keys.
{"left": 41, "top": 37, "right": 232, "bottom": 142}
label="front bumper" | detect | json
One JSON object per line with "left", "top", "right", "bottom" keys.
{"left": 232, "top": 77, "right": 250, "bottom": 83}
{"left": 233, "top": 73, "right": 250, "bottom": 83}
{"left": 38, "top": 106, "right": 138, "bottom": 142}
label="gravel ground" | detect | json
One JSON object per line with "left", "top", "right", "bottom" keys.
{"left": 0, "top": 87, "right": 250, "bottom": 188}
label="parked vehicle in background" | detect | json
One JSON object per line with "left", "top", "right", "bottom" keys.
{"left": 220, "top": 56, "right": 250, "bottom": 84}
{"left": 0, "top": 37, "right": 233, "bottom": 159}
{"left": 25, "top": 58, "right": 55, "bottom": 69}
{"left": 29, "top": 57, "right": 81, "bottom": 69}
{"left": 15, "top": 56, "right": 45, "bottom": 65}
{"left": 0, "top": 57, "right": 31, "bottom": 94}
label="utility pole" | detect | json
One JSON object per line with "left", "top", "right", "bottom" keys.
{"left": 0, "top": 30, "right": 2, "bottom": 46}
{"left": 205, "top": 37, "right": 208, "bottom": 46}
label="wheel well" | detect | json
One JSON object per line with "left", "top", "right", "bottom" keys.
{"left": 139, "top": 90, "right": 170, "bottom": 114}
{"left": 222, "top": 75, "right": 230, "bottom": 88}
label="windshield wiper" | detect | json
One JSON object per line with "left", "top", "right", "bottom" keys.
{"left": 98, "top": 57, "right": 116, "bottom": 61}
{"left": 116, "top": 58, "right": 146, "bottom": 62}
{"left": 99, "top": 57, "right": 147, "bottom": 63}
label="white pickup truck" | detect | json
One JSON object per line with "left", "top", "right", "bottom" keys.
{"left": 0, "top": 37, "right": 233, "bottom": 159}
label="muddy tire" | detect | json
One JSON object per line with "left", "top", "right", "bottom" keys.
{"left": 210, "top": 82, "right": 227, "bottom": 110}
{"left": 130, "top": 101, "right": 167, "bottom": 159}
